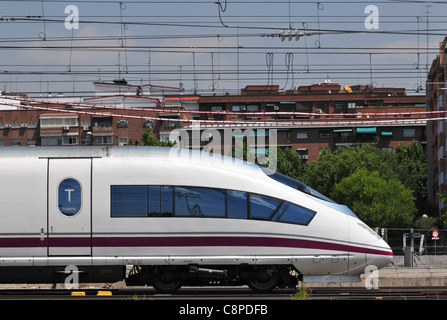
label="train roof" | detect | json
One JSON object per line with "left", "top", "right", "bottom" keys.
{"left": 0, "top": 146, "right": 357, "bottom": 217}
{"left": 0, "top": 146, "right": 211, "bottom": 157}
{"left": 0, "top": 146, "right": 263, "bottom": 175}
{"left": 0, "top": 146, "right": 112, "bottom": 158}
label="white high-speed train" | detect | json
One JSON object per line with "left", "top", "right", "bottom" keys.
{"left": 0, "top": 146, "right": 392, "bottom": 292}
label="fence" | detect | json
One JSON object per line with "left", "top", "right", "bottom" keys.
{"left": 377, "top": 228, "right": 447, "bottom": 256}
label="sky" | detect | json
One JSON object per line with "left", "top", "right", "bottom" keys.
{"left": 0, "top": 0, "right": 445, "bottom": 97}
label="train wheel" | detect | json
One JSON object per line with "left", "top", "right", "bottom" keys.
{"left": 151, "top": 266, "right": 183, "bottom": 293}
{"left": 247, "top": 266, "right": 279, "bottom": 293}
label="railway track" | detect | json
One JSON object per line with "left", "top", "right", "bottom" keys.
{"left": 1, "top": 286, "right": 447, "bottom": 300}
{"left": 2, "top": 287, "right": 439, "bottom": 320}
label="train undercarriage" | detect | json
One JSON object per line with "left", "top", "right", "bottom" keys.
{"left": 125, "top": 264, "right": 300, "bottom": 293}
{"left": 0, "top": 264, "right": 299, "bottom": 293}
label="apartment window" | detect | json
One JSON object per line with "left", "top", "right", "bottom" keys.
{"left": 143, "top": 120, "right": 154, "bottom": 129}
{"left": 11, "top": 122, "right": 21, "bottom": 129}
{"left": 27, "top": 121, "right": 37, "bottom": 128}
{"left": 403, "top": 128, "right": 416, "bottom": 138}
{"left": 211, "top": 106, "right": 223, "bottom": 112}
{"left": 11, "top": 140, "right": 21, "bottom": 146}
{"left": 94, "top": 135, "right": 113, "bottom": 145}
{"left": 41, "top": 119, "right": 56, "bottom": 127}
{"left": 93, "top": 117, "right": 112, "bottom": 128}
{"left": 81, "top": 120, "right": 91, "bottom": 128}
{"left": 296, "top": 131, "right": 308, "bottom": 139}
{"left": 65, "top": 118, "right": 78, "bottom": 126}
{"left": 27, "top": 140, "right": 37, "bottom": 146}
{"left": 319, "top": 130, "right": 330, "bottom": 139}
{"left": 40, "top": 117, "right": 78, "bottom": 127}
{"left": 296, "top": 148, "right": 309, "bottom": 161}
{"left": 0, "top": 140, "right": 5, "bottom": 146}
{"left": 250, "top": 147, "right": 269, "bottom": 156}
{"left": 0, "top": 122, "right": 5, "bottom": 129}
{"left": 118, "top": 137, "right": 129, "bottom": 146}
{"left": 247, "top": 105, "right": 259, "bottom": 112}
{"left": 41, "top": 137, "right": 61, "bottom": 146}
{"left": 63, "top": 135, "right": 78, "bottom": 145}
{"left": 438, "top": 95, "right": 445, "bottom": 109}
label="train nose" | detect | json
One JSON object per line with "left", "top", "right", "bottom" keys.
{"left": 366, "top": 238, "right": 393, "bottom": 269}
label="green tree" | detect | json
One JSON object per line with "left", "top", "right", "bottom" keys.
{"left": 296, "top": 143, "right": 428, "bottom": 227}
{"left": 275, "top": 147, "right": 306, "bottom": 180}
{"left": 331, "top": 168, "right": 416, "bottom": 227}
{"left": 301, "top": 145, "right": 397, "bottom": 197}
{"left": 393, "top": 141, "right": 428, "bottom": 215}
{"left": 141, "top": 129, "right": 177, "bottom": 147}
{"left": 438, "top": 192, "right": 447, "bottom": 228}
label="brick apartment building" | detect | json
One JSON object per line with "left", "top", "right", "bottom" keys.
{"left": 184, "top": 83, "right": 426, "bottom": 162}
{"left": 427, "top": 36, "right": 447, "bottom": 213}
{"left": 0, "top": 96, "right": 191, "bottom": 147}
{"left": 0, "top": 80, "right": 426, "bottom": 165}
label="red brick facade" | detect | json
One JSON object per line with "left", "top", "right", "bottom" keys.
{"left": 0, "top": 81, "right": 426, "bottom": 166}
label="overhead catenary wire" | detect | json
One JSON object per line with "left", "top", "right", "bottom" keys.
{"left": 0, "top": 1, "right": 446, "bottom": 4}
{"left": 0, "top": 1, "right": 443, "bottom": 96}
{"left": 3, "top": 95, "right": 442, "bottom": 120}
{"left": 0, "top": 97, "right": 436, "bottom": 128}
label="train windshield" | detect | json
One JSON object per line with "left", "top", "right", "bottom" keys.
{"left": 261, "top": 167, "right": 335, "bottom": 203}
{"left": 261, "top": 167, "right": 359, "bottom": 218}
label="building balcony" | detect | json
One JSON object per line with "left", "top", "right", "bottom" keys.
{"left": 40, "top": 127, "right": 64, "bottom": 136}
{"left": 92, "top": 126, "right": 113, "bottom": 134}
{"left": 159, "top": 122, "right": 180, "bottom": 133}
{"left": 40, "top": 126, "right": 78, "bottom": 137}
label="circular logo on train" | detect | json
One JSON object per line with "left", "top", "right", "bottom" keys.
{"left": 58, "top": 178, "right": 82, "bottom": 216}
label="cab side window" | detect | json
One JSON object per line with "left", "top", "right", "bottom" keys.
{"left": 110, "top": 185, "right": 316, "bottom": 226}
{"left": 174, "top": 186, "right": 226, "bottom": 217}
{"left": 111, "top": 185, "right": 147, "bottom": 217}
{"left": 227, "top": 190, "right": 247, "bottom": 219}
{"left": 249, "top": 194, "right": 282, "bottom": 220}
{"left": 277, "top": 203, "right": 316, "bottom": 226}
